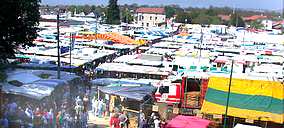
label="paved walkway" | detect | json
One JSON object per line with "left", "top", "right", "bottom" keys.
{"left": 88, "top": 111, "right": 110, "bottom": 128}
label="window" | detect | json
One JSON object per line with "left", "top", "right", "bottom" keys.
{"left": 146, "top": 23, "right": 149, "bottom": 27}
{"left": 150, "top": 16, "right": 152, "bottom": 20}
{"left": 142, "top": 23, "right": 144, "bottom": 26}
{"left": 155, "top": 17, "right": 157, "bottom": 20}
{"left": 159, "top": 86, "right": 169, "bottom": 94}
{"left": 139, "top": 15, "right": 142, "bottom": 21}
{"left": 142, "top": 16, "right": 144, "bottom": 20}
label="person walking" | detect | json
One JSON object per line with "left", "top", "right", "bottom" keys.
{"left": 74, "top": 102, "right": 83, "bottom": 127}
{"left": 97, "top": 99, "right": 103, "bottom": 117}
{"left": 24, "top": 106, "right": 33, "bottom": 127}
{"left": 139, "top": 110, "right": 146, "bottom": 128}
{"left": 119, "top": 111, "right": 129, "bottom": 128}
{"left": 42, "top": 109, "right": 48, "bottom": 128}
{"left": 33, "top": 108, "right": 42, "bottom": 128}
{"left": 47, "top": 108, "right": 55, "bottom": 128}
{"left": 91, "top": 97, "right": 98, "bottom": 116}
{"left": 0, "top": 116, "right": 9, "bottom": 128}
{"left": 83, "top": 95, "right": 89, "bottom": 113}
{"left": 153, "top": 116, "right": 161, "bottom": 128}
{"left": 56, "top": 111, "right": 62, "bottom": 128}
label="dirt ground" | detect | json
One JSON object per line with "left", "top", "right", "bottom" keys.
{"left": 88, "top": 111, "right": 110, "bottom": 128}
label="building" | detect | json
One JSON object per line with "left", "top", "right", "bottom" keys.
{"left": 135, "top": 7, "right": 166, "bottom": 27}
{"left": 243, "top": 15, "right": 267, "bottom": 22}
{"left": 261, "top": 19, "right": 273, "bottom": 30}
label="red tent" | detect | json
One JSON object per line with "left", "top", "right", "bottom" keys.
{"left": 166, "top": 116, "right": 211, "bottom": 128}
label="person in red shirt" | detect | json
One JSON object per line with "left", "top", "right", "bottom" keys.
{"left": 33, "top": 107, "right": 42, "bottom": 128}
{"left": 110, "top": 113, "right": 120, "bottom": 128}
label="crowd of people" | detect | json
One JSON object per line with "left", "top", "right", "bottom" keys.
{"left": 0, "top": 85, "right": 91, "bottom": 128}
{"left": 139, "top": 111, "right": 166, "bottom": 128}
{"left": 0, "top": 99, "right": 75, "bottom": 128}
{"left": 1, "top": 87, "right": 168, "bottom": 128}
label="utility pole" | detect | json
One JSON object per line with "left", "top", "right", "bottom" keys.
{"left": 69, "top": 32, "right": 73, "bottom": 73}
{"left": 223, "top": 60, "right": 234, "bottom": 128}
{"left": 199, "top": 28, "right": 203, "bottom": 62}
{"left": 57, "top": 11, "right": 61, "bottom": 79}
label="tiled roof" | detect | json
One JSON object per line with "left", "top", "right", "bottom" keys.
{"left": 218, "top": 14, "right": 230, "bottom": 21}
{"left": 244, "top": 15, "right": 267, "bottom": 21}
{"left": 136, "top": 8, "right": 165, "bottom": 14}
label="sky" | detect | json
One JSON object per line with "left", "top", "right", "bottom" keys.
{"left": 41, "top": 0, "right": 283, "bottom": 11}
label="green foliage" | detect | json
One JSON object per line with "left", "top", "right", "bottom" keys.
{"left": 192, "top": 13, "right": 211, "bottom": 24}
{"left": 230, "top": 14, "right": 246, "bottom": 27}
{"left": 106, "top": 0, "right": 120, "bottom": 24}
{"left": 67, "top": 5, "right": 76, "bottom": 16}
{"left": 175, "top": 12, "right": 192, "bottom": 23}
{"left": 82, "top": 5, "right": 92, "bottom": 14}
{"left": 165, "top": 6, "right": 176, "bottom": 18}
{"left": 121, "top": 9, "right": 134, "bottom": 23}
{"left": 0, "top": 0, "right": 40, "bottom": 60}
{"left": 175, "top": 9, "right": 221, "bottom": 25}
{"left": 249, "top": 20, "right": 264, "bottom": 29}
{"left": 206, "top": 6, "right": 217, "bottom": 16}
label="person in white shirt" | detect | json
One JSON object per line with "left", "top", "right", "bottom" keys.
{"left": 91, "top": 97, "right": 98, "bottom": 116}
{"left": 153, "top": 116, "right": 161, "bottom": 128}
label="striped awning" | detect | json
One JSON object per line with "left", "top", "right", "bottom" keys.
{"left": 201, "top": 77, "right": 284, "bottom": 124}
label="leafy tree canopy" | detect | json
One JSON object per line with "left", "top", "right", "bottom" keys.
{"left": 230, "top": 13, "right": 246, "bottom": 27}
{"left": 121, "top": 9, "right": 134, "bottom": 23}
{"left": 0, "top": 0, "right": 40, "bottom": 60}
{"left": 106, "top": 0, "right": 120, "bottom": 24}
{"left": 165, "top": 6, "right": 176, "bottom": 18}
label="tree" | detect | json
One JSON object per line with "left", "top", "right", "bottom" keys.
{"left": 121, "top": 9, "right": 134, "bottom": 23}
{"left": 83, "top": 5, "right": 92, "bottom": 14}
{"left": 175, "top": 12, "right": 192, "bottom": 23}
{"left": 106, "top": 0, "right": 120, "bottom": 24}
{"left": 229, "top": 14, "right": 246, "bottom": 27}
{"left": 165, "top": 6, "right": 176, "bottom": 18}
{"left": 0, "top": 0, "right": 40, "bottom": 60}
{"left": 67, "top": 5, "right": 76, "bottom": 16}
{"left": 249, "top": 20, "right": 264, "bottom": 29}
{"left": 206, "top": 6, "right": 217, "bottom": 16}
{"left": 192, "top": 13, "right": 211, "bottom": 24}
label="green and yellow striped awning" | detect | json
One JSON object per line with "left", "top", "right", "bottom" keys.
{"left": 201, "top": 77, "right": 284, "bottom": 124}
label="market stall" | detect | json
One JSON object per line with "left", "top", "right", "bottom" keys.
{"left": 201, "top": 77, "right": 284, "bottom": 124}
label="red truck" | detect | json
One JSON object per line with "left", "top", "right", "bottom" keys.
{"left": 154, "top": 77, "right": 209, "bottom": 114}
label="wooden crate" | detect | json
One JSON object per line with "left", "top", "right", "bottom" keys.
{"left": 129, "top": 117, "right": 138, "bottom": 128}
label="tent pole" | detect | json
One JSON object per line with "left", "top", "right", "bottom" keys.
{"left": 265, "top": 121, "right": 268, "bottom": 128}
{"left": 223, "top": 60, "right": 234, "bottom": 128}
{"left": 69, "top": 32, "right": 72, "bottom": 74}
{"left": 232, "top": 117, "right": 236, "bottom": 127}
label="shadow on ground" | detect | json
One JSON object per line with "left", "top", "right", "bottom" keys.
{"left": 88, "top": 123, "right": 109, "bottom": 128}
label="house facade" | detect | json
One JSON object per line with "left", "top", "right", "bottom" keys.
{"left": 135, "top": 8, "right": 166, "bottom": 27}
